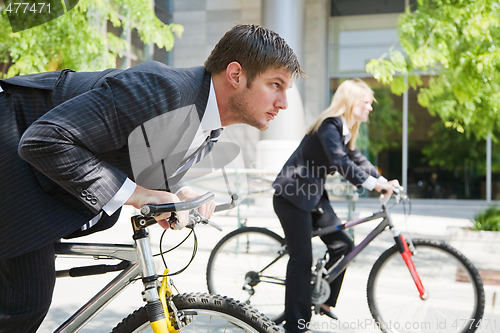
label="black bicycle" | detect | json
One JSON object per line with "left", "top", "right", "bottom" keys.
{"left": 206, "top": 187, "right": 485, "bottom": 333}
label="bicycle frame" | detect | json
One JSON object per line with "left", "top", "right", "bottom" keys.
{"left": 315, "top": 204, "right": 426, "bottom": 300}
{"left": 54, "top": 216, "right": 189, "bottom": 333}
{"left": 320, "top": 209, "right": 390, "bottom": 283}
{"left": 52, "top": 191, "right": 234, "bottom": 333}
{"left": 53, "top": 215, "right": 172, "bottom": 332}
{"left": 53, "top": 241, "right": 141, "bottom": 332}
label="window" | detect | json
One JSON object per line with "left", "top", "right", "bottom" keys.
{"left": 330, "top": 0, "right": 417, "bottom": 16}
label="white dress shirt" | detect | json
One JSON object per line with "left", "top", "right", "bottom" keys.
{"left": 182, "top": 80, "right": 222, "bottom": 159}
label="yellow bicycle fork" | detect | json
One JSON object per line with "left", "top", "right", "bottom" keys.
{"left": 148, "top": 269, "right": 179, "bottom": 333}
{"left": 131, "top": 216, "right": 182, "bottom": 333}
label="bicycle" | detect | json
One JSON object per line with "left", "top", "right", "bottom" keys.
{"left": 50, "top": 191, "right": 282, "bottom": 332}
{"left": 206, "top": 187, "right": 486, "bottom": 333}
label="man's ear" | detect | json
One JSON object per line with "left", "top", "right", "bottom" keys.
{"left": 226, "top": 62, "right": 244, "bottom": 87}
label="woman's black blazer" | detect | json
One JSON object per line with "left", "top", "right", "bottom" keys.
{"left": 272, "top": 117, "right": 381, "bottom": 211}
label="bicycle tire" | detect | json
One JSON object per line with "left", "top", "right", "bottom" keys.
{"left": 206, "top": 227, "right": 288, "bottom": 324}
{"left": 367, "top": 238, "right": 485, "bottom": 333}
{"left": 112, "top": 292, "right": 282, "bottom": 332}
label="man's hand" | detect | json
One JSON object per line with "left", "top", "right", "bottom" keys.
{"left": 125, "top": 185, "right": 189, "bottom": 230}
{"left": 176, "top": 186, "right": 216, "bottom": 219}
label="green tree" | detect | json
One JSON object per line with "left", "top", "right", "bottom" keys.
{"left": 365, "top": 0, "right": 500, "bottom": 140}
{"left": 0, "top": 0, "right": 183, "bottom": 77}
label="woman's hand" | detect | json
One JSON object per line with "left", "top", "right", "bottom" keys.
{"left": 374, "top": 179, "right": 401, "bottom": 197}
{"left": 388, "top": 179, "right": 401, "bottom": 188}
{"left": 125, "top": 185, "right": 189, "bottom": 230}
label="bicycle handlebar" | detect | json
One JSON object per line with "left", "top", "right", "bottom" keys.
{"left": 140, "top": 192, "right": 239, "bottom": 216}
{"left": 393, "top": 185, "right": 408, "bottom": 200}
{"left": 379, "top": 185, "right": 407, "bottom": 206}
{"left": 136, "top": 192, "right": 239, "bottom": 232}
{"left": 214, "top": 193, "right": 239, "bottom": 212}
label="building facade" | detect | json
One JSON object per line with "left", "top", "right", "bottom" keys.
{"left": 147, "top": 0, "right": 497, "bottom": 200}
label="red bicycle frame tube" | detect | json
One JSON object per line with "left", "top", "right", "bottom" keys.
{"left": 397, "top": 234, "right": 427, "bottom": 300}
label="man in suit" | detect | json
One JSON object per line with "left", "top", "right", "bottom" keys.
{"left": 0, "top": 24, "right": 304, "bottom": 332}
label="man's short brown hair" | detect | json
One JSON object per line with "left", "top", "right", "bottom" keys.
{"left": 205, "top": 24, "right": 305, "bottom": 86}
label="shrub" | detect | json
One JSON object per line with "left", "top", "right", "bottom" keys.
{"left": 472, "top": 205, "right": 500, "bottom": 231}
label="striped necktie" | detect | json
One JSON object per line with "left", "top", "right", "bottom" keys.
{"left": 173, "top": 128, "right": 223, "bottom": 176}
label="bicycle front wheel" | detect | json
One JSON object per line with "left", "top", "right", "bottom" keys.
{"left": 367, "top": 238, "right": 485, "bottom": 333}
{"left": 112, "top": 292, "right": 281, "bottom": 332}
{"left": 206, "top": 227, "right": 288, "bottom": 323}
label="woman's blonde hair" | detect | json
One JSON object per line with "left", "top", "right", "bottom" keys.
{"left": 306, "top": 78, "right": 375, "bottom": 150}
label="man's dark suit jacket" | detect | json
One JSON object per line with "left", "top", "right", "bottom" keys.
{"left": 0, "top": 62, "right": 211, "bottom": 259}
{"left": 272, "top": 117, "right": 381, "bottom": 212}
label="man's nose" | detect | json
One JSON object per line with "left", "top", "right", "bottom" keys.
{"left": 277, "top": 92, "right": 288, "bottom": 110}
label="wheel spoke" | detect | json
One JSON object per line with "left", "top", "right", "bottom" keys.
{"left": 206, "top": 228, "right": 288, "bottom": 323}
{"left": 367, "top": 239, "right": 484, "bottom": 333}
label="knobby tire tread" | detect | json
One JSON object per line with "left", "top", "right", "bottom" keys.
{"left": 112, "top": 292, "right": 282, "bottom": 333}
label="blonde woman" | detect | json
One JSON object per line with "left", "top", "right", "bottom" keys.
{"left": 272, "top": 79, "right": 399, "bottom": 333}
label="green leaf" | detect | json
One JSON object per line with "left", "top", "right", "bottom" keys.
{"left": 1, "top": 0, "right": 183, "bottom": 77}
{"left": 366, "top": 0, "right": 500, "bottom": 139}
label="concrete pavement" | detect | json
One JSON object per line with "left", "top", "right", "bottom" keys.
{"left": 39, "top": 198, "right": 500, "bottom": 332}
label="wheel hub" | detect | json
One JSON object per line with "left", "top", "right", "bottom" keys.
{"left": 245, "top": 271, "right": 260, "bottom": 287}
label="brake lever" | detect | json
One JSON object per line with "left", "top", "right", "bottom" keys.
{"left": 188, "top": 210, "right": 223, "bottom": 231}
{"left": 168, "top": 212, "right": 182, "bottom": 230}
